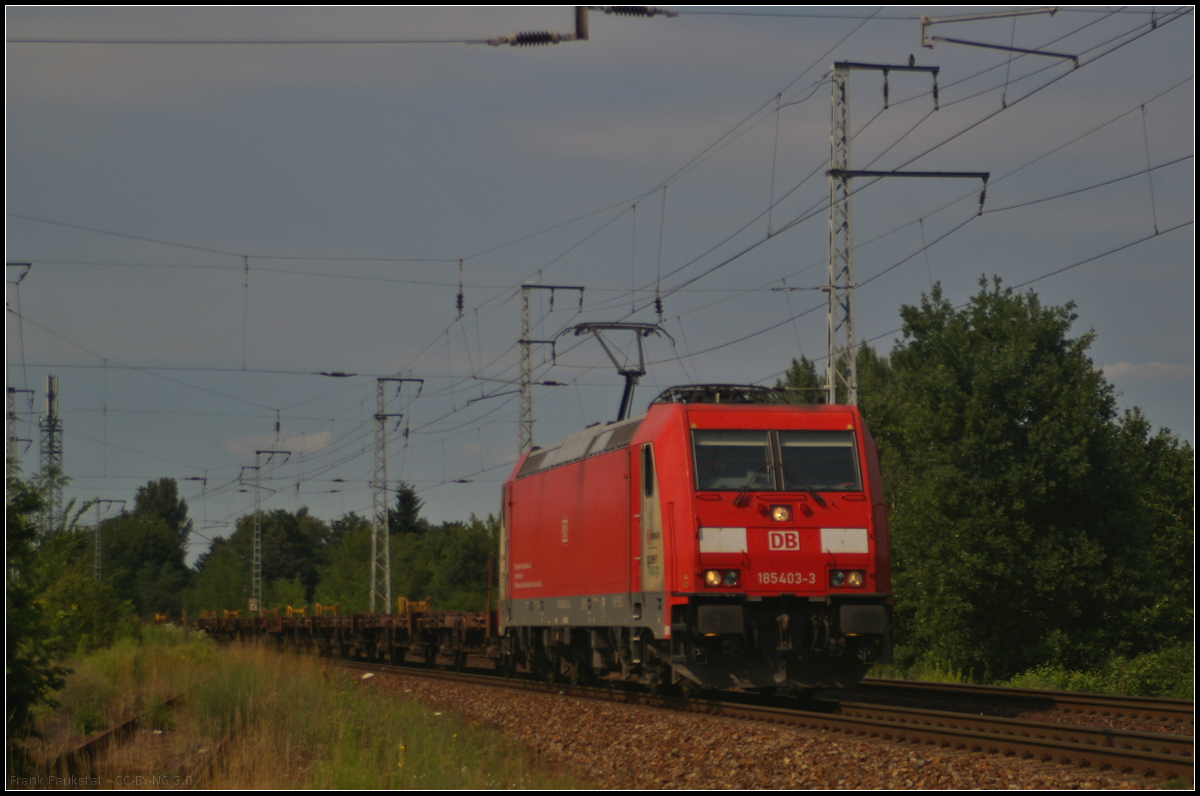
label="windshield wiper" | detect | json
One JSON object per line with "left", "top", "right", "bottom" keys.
{"left": 782, "top": 465, "right": 827, "bottom": 508}
{"left": 733, "top": 463, "right": 769, "bottom": 508}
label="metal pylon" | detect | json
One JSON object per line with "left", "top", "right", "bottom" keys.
{"left": 371, "top": 380, "right": 392, "bottom": 614}
{"left": 825, "top": 61, "right": 978, "bottom": 406}
{"left": 92, "top": 498, "right": 124, "bottom": 581}
{"left": 248, "top": 448, "right": 289, "bottom": 614}
{"left": 252, "top": 457, "right": 263, "bottom": 613}
{"left": 517, "top": 284, "right": 583, "bottom": 455}
{"left": 370, "top": 377, "right": 421, "bottom": 613}
{"left": 826, "top": 66, "right": 856, "bottom": 406}
{"left": 7, "top": 386, "right": 33, "bottom": 480}
{"left": 39, "top": 375, "right": 63, "bottom": 530}
{"left": 519, "top": 288, "right": 533, "bottom": 454}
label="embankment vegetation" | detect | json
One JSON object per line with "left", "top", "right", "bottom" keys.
{"left": 13, "top": 625, "right": 582, "bottom": 788}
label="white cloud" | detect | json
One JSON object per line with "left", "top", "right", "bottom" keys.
{"left": 1101, "top": 361, "right": 1194, "bottom": 382}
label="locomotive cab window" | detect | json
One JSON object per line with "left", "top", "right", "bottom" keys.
{"left": 779, "top": 430, "right": 860, "bottom": 492}
{"left": 693, "top": 430, "right": 774, "bottom": 491}
{"left": 692, "top": 429, "right": 861, "bottom": 493}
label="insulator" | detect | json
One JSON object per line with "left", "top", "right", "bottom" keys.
{"left": 607, "top": 6, "right": 656, "bottom": 16}
{"left": 882, "top": 70, "right": 889, "bottom": 110}
{"left": 456, "top": 291, "right": 464, "bottom": 317}
{"left": 932, "top": 79, "right": 940, "bottom": 111}
{"left": 977, "top": 187, "right": 987, "bottom": 215}
{"left": 513, "top": 31, "right": 556, "bottom": 46}
{"left": 655, "top": 295, "right": 663, "bottom": 319}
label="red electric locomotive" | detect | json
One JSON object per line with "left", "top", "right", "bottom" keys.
{"left": 500, "top": 384, "right": 892, "bottom": 691}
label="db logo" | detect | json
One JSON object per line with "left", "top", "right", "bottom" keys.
{"left": 768, "top": 530, "right": 800, "bottom": 551}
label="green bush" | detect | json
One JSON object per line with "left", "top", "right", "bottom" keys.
{"left": 1004, "top": 643, "right": 1193, "bottom": 698}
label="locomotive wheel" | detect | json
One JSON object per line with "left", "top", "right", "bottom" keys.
{"left": 642, "top": 660, "right": 667, "bottom": 693}
{"left": 560, "top": 656, "right": 585, "bottom": 687}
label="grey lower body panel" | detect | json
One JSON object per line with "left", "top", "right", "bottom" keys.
{"left": 502, "top": 591, "right": 666, "bottom": 635}
{"left": 500, "top": 592, "right": 889, "bottom": 691}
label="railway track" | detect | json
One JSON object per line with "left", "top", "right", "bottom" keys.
{"left": 856, "top": 677, "right": 1194, "bottom": 728}
{"left": 46, "top": 692, "right": 189, "bottom": 777}
{"left": 336, "top": 659, "right": 1193, "bottom": 784}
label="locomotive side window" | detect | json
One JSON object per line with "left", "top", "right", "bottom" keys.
{"left": 693, "top": 430, "right": 774, "bottom": 491}
{"left": 642, "top": 444, "right": 655, "bottom": 497}
{"left": 778, "top": 430, "right": 861, "bottom": 492}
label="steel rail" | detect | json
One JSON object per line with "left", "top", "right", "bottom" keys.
{"left": 46, "top": 691, "right": 190, "bottom": 775}
{"left": 836, "top": 700, "right": 1193, "bottom": 762}
{"left": 858, "top": 678, "right": 1194, "bottom": 726}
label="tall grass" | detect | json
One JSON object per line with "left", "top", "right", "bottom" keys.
{"left": 30, "top": 630, "right": 581, "bottom": 789}
{"left": 196, "top": 644, "right": 583, "bottom": 789}
{"left": 48, "top": 624, "right": 211, "bottom": 742}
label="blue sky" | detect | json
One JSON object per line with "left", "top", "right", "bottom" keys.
{"left": 6, "top": 7, "right": 1193, "bottom": 561}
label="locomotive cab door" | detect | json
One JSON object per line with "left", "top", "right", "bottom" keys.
{"left": 639, "top": 443, "right": 665, "bottom": 595}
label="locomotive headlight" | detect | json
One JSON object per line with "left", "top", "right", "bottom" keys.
{"left": 829, "top": 570, "right": 866, "bottom": 588}
{"left": 770, "top": 505, "right": 792, "bottom": 522}
{"left": 703, "top": 569, "right": 741, "bottom": 588}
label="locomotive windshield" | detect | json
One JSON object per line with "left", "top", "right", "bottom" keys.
{"left": 693, "top": 429, "right": 861, "bottom": 492}
{"left": 779, "top": 430, "right": 860, "bottom": 491}
{"left": 693, "top": 430, "right": 773, "bottom": 490}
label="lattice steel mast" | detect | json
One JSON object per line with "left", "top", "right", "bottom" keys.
{"left": 92, "top": 498, "right": 125, "bottom": 581}
{"left": 826, "top": 66, "right": 855, "bottom": 406}
{"left": 245, "top": 449, "right": 289, "bottom": 614}
{"left": 371, "top": 377, "right": 422, "bottom": 614}
{"left": 826, "top": 61, "right": 986, "bottom": 405}
{"left": 39, "top": 375, "right": 63, "bottom": 531}
{"left": 7, "top": 386, "right": 33, "bottom": 480}
{"left": 518, "top": 284, "right": 583, "bottom": 454}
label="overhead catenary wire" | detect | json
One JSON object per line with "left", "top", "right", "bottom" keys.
{"left": 199, "top": 10, "right": 1200, "bottom": 485}
{"left": 8, "top": 8, "right": 1190, "bottom": 525}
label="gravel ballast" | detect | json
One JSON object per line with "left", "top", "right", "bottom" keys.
{"left": 372, "top": 671, "right": 1165, "bottom": 789}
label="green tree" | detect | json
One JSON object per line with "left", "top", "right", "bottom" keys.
{"left": 39, "top": 563, "right": 137, "bottom": 653}
{"left": 1106, "top": 409, "right": 1194, "bottom": 650}
{"left": 775, "top": 355, "right": 824, "bottom": 402}
{"left": 315, "top": 513, "right": 372, "bottom": 614}
{"left": 870, "top": 278, "right": 1192, "bottom": 679}
{"left": 185, "top": 540, "right": 248, "bottom": 614}
{"left": 188, "top": 507, "right": 331, "bottom": 612}
{"left": 252, "top": 507, "right": 330, "bottom": 600}
{"left": 6, "top": 477, "right": 69, "bottom": 751}
{"left": 132, "top": 478, "right": 193, "bottom": 549}
{"left": 388, "top": 482, "right": 431, "bottom": 536}
{"left": 94, "top": 478, "right": 195, "bottom": 617}
{"left": 427, "top": 515, "right": 498, "bottom": 610}
{"left": 101, "top": 513, "right": 191, "bottom": 616}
